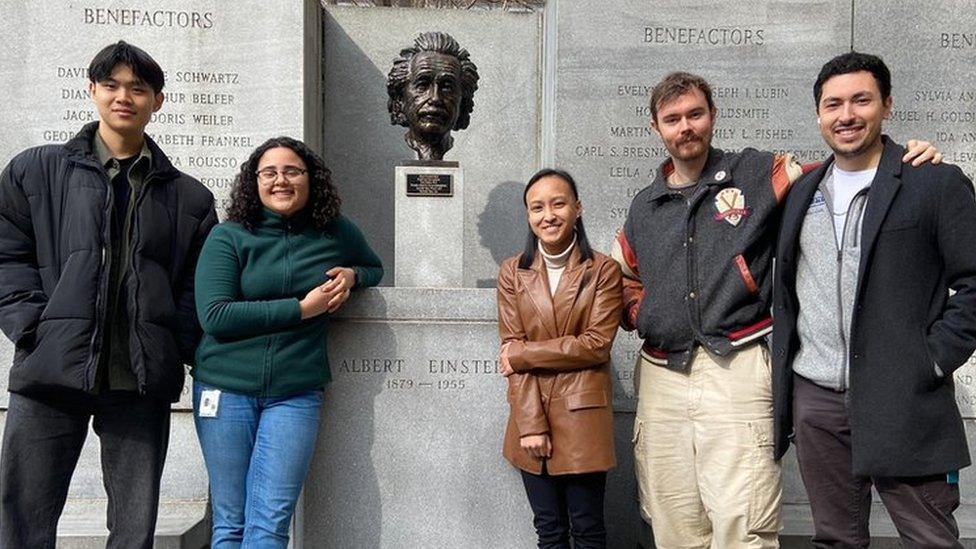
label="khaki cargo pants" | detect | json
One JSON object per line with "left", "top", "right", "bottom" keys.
{"left": 633, "top": 344, "right": 781, "bottom": 548}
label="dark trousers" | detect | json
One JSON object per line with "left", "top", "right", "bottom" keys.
{"left": 793, "top": 374, "right": 962, "bottom": 548}
{"left": 520, "top": 468, "right": 607, "bottom": 549}
{"left": 0, "top": 390, "right": 171, "bottom": 549}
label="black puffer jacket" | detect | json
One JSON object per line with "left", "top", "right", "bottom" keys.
{"left": 0, "top": 122, "right": 217, "bottom": 401}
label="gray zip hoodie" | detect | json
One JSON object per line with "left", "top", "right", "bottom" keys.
{"left": 792, "top": 168, "right": 869, "bottom": 390}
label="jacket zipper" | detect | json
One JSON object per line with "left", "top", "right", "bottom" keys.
{"left": 264, "top": 221, "right": 294, "bottom": 395}
{"left": 684, "top": 190, "right": 703, "bottom": 350}
{"left": 263, "top": 336, "right": 275, "bottom": 398}
{"left": 126, "top": 175, "right": 154, "bottom": 393}
{"left": 84, "top": 164, "right": 114, "bottom": 391}
{"left": 833, "top": 187, "right": 869, "bottom": 391}
{"left": 833, "top": 212, "right": 846, "bottom": 391}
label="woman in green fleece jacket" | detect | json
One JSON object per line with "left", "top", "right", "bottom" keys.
{"left": 192, "top": 136, "right": 382, "bottom": 548}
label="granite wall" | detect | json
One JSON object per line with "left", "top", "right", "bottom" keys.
{"left": 0, "top": 1, "right": 975, "bottom": 547}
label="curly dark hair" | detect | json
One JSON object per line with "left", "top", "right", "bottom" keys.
{"left": 227, "top": 137, "right": 341, "bottom": 232}
{"left": 387, "top": 31, "right": 479, "bottom": 130}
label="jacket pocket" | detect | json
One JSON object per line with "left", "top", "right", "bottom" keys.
{"left": 565, "top": 389, "right": 607, "bottom": 411}
{"left": 40, "top": 250, "right": 96, "bottom": 321}
{"left": 747, "top": 419, "right": 782, "bottom": 533}
{"left": 733, "top": 254, "right": 759, "bottom": 296}
{"left": 880, "top": 213, "right": 918, "bottom": 233}
{"left": 917, "top": 328, "right": 943, "bottom": 391}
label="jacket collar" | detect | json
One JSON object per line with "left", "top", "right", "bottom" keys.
{"left": 646, "top": 147, "right": 732, "bottom": 203}
{"left": 517, "top": 246, "right": 590, "bottom": 339}
{"left": 856, "top": 135, "right": 904, "bottom": 288}
{"left": 259, "top": 207, "right": 314, "bottom": 232}
{"left": 64, "top": 122, "right": 181, "bottom": 181}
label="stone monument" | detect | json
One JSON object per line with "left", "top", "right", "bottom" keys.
{"left": 387, "top": 31, "right": 480, "bottom": 287}
{"left": 1, "top": 1, "right": 974, "bottom": 547}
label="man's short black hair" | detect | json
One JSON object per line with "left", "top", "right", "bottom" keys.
{"left": 88, "top": 41, "right": 165, "bottom": 93}
{"left": 814, "top": 51, "right": 891, "bottom": 108}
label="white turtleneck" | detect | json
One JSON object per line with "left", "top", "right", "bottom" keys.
{"left": 540, "top": 235, "right": 576, "bottom": 297}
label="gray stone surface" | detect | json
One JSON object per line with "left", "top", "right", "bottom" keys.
{"left": 57, "top": 499, "right": 209, "bottom": 549}
{"left": 854, "top": 0, "right": 976, "bottom": 418}
{"left": 395, "top": 165, "right": 465, "bottom": 287}
{"left": 307, "top": 288, "right": 532, "bottom": 547}
{"left": 321, "top": 5, "right": 542, "bottom": 287}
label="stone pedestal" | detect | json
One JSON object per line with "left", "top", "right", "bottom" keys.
{"left": 394, "top": 162, "right": 464, "bottom": 287}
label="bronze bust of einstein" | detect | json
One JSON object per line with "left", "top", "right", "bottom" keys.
{"left": 387, "top": 32, "right": 479, "bottom": 161}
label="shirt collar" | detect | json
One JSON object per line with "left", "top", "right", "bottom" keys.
{"left": 93, "top": 131, "right": 152, "bottom": 171}
{"left": 646, "top": 147, "right": 731, "bottom": 203}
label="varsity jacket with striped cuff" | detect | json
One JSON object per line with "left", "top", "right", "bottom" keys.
{"left": 611, "top": 146, "right": 804, "bottom": 371}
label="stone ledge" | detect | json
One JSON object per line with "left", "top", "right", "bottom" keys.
{"left": 56, "top": 499, "right": 209, "bottom": 549}
{"left": 334, "top": 287, "right": 497, "bottom": 322}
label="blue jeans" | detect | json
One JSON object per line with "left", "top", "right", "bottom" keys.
{"left": 193, "top": 381, "right": 324, "bottom": 549}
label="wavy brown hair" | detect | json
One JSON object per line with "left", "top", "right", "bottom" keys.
{"left": 227, "top": 137, "right": 341, "bottom": 232}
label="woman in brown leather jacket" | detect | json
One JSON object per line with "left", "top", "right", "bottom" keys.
{"left": 497, "top": 168, "right": 623, "bottom": 549}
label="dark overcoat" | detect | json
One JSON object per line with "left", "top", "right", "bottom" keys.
{"left": 772, "top": 137, "right": 976, "bottom": 476}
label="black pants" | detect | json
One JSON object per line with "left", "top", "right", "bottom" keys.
{"left": 520, "top": 468, "right": 607, "bottom": 549}
{"left": 0, "top": 390, "right": 171, "bottom": 549}
{"left": 793, "top": 374, "right": 962, "bottom": 548}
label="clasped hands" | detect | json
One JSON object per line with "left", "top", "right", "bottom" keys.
{"left": 299, "top": 267, "right": 355, "bottom": 320}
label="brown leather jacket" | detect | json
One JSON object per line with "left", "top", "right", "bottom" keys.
{"left": 497, "top": 247, "right": 623, "bottom": 475}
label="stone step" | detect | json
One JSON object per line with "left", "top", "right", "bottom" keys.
{"left": 56, "top": 499, "right": 209, "bottom": 549}
{"left": 637, "top": 503, "right": 976, "bottom": 548}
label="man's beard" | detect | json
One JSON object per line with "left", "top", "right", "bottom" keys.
{"left": 669, "top": 133, "right": 710, "bottom": 161}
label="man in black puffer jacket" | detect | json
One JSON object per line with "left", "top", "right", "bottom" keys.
{"left": 0, "top": 41, "right": 216, "bottom": 548}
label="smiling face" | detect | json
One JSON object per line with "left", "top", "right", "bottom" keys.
{"left": 89, "top": 64, "right": 163, "bottom": 139}
{"left": 256, "top": 146, "right": 310, "bottom": 218}
{"left": 526, "top": 175, "right": 581, "bottom": 255}
{"left": 817, "top": 70, "right": 892, "bottom": 168}
{"left": 403, "top": 51, "right": 463, "bottom": 138}
{"left": 652, "top": 87, "right": 716, "bottom": 163}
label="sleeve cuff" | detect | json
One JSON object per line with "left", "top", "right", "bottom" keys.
{"left": 508, "top": 341, "right": 528, "bottom": 372}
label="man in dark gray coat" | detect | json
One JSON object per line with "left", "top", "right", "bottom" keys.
{"left": 772, "top": 51, "right": 976, "bottom": 547}
{"left": 0, "top": 41, "right": 216, "bottom": 548}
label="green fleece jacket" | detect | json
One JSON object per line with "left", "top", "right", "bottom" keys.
{"left": 192, "top": 208, "right": 383, "bottom": 397}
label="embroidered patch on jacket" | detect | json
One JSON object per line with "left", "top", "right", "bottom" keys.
{"left": 713, "top": 187, "right": 751, "bottom": 226}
